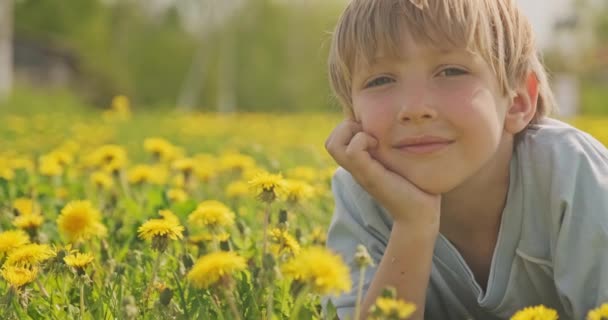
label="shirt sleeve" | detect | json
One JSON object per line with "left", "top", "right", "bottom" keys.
{"left": 323, "top": 168, "right": 392, "bottom": 319}
{"left": 551, "top": 132, "right": 608, "bottom": 319}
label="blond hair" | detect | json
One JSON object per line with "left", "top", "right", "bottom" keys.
{"left": 328, "top": 0, "right": 556, "bottom": 124}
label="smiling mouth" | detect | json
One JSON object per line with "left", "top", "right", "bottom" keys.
{"left": 396, "top": 141, "right": 453, "bottom": 155}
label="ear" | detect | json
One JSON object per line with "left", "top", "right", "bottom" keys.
{"left": 504, "top": 73, "right": 539, "bottom": 134}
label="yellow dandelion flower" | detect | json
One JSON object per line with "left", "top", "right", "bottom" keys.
{"left": 138, "top": 217, "right": 184, "bottom": 252}
{"left": 511, "top": 305, "right": 559, "bottom": 320}
{"left": 90, "top": 171, "right": 114, "bottom": 190}
{"left": 144, "top": 138, "right": 178, "bottom": 162}
{"left": 283, "top": 179, "right": 315, "bottom": 204}
{"left": 12, "top": 198, "right": 40, "bottom": 216}
{"left": 173, "top": 158, "right": 196, "bottom": 173}
{"left": 248, "top": 172, "right": 287, "bottom": 203}
{"left": 372, "top": 297, "right": 416, "bottom": 319}
{"left": 5, "top": 243, "right": 56, "bottom": 267}
{"left": 46, "top": 150, "right": 73, "bottom": 167}
{"left": 269, "top": 228, "right": 300, "bottom": 257}
{"left": 128, "top": 164, "right": 167, "bottom": 185}
{"left": 167, "top": 188, "right": 188, "bottom": 203}
{"left": 87, "top": 144, "right": 128, "bottom": 171}
{"left": 281, "top": 246, "right": 351, "bottom": 296}
{"left": 1, "top": 265, "right": 38, "bottom": 288}
{"left": 64, "top": 252, "right": 94, "bottom": 274}
{"left": 188, "top": 200, "right": 235, "bottom": 229}
{"left": 218, "top": 153, "right": 256, "bottom": 173}
{"left": 187, "top": 251, "right": 246, "bottom": 289}
{"left": 370, "top": 297, "right": 417, "bottom": 320}
{"left": 138, "top": 218, "right": 184, "bottom": 241}
{"left": 111, "top": 95, "right": 131, "bottom": 115}
{"left": 57, "top": 200, "right": 107, "bottom": 243}
{"left": 225, "top": 181, "right": 249, "bottom": 198}
{"left": 0, "top": 167, "right": 14, "bottom": 180}
{"left": 587, "top": 303, "right": 608, "bottom": 320}
{"left": 172, "top": 174, "right": 185, "bottom": 188}
{"left": 13, "top": 213, "right": 44, "bottom": 230}
{"left": 310, "top": 226, "right": 327, "bottom": 245}
{"left": 194, "top": 162, "right": 218, "bottom": 182}
{"left": 39, "top": 156, "right": 63, "bottom": 177}
{"left": 0, "top": 230, "right": 30, "bottom": 254}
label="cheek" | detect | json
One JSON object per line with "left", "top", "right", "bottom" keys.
{"left": 354, "top": 96, "right": 395, "bottom": 136}
{"left": 439, "top": 84, "right": 499, "bottom": 125}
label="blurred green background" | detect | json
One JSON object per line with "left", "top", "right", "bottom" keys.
{"left": 0, "top": 0, "right": 607, "bottom": 115}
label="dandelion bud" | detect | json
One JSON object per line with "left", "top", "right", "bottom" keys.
{"left": 159, "top": 287, "right": 173, "bottom": 306}
{"left": 263, "top": 253, "right": 275, "bottom": 270}
{"left": 278, "top": 209, "right": 288, "bottom": 225}
{"left": 182, "top": 253, "right": 194, "bottom": 270}
{"left": 220, "top": 240, "right": 230, "bottom": 251}
{"left": 354, "top": 244, "right": 374, "bottom": 269}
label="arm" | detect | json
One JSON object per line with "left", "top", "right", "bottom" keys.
{"left": 324, "top": 120, "right": 441, "bottom": 319}
{"left": 360, "top": 222, "right": 437, "bottom": 320}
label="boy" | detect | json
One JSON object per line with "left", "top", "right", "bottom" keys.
{"left": 324, "top": 0, "right": 608, "bottom": 319}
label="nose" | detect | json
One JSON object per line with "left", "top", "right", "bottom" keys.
{"left": 397, "top": 97, "right": 438, "bottom": 124}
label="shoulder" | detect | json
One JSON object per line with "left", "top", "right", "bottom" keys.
{"left": 514, "top": 118, "right": 608, "bottom": 251}
{"left": 516, "top": 117, "right": 608, "bottom": 182}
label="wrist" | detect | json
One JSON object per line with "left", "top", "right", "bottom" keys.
{"left": 392, "top": 217, "right": 440, "bottom": 238}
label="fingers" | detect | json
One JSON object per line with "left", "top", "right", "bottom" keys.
{"left": 325, "top": 120, "right": 378, "bottom": 172}
{"left": 325, "top": 120, "right": 361, "bottom": 150}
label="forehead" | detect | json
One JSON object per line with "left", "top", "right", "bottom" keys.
{"left": 350, "top": 21, "right": 475, "bottom": 69}
{"left": 353, "top": 34, "right": 474, "bottom": 71}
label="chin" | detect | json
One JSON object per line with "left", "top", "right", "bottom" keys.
{"left": 395, "top": 168, "right": 461, "bottom": 195}
{"left": 410, "top": 177, "right": 455, "bottom": 195}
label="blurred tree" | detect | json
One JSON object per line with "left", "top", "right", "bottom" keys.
{"left": 0, "top": 0, "right": 13, "bottom": 102}
{"left": 13, "top": 0, "right": 344, "bottom": 112}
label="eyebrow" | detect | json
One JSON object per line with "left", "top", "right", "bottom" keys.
{"left": 372, "top": 47, "right": 468, "bottom": 63}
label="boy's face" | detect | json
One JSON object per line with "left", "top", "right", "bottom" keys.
{"left": 350, "top": 33, "right": 512, "bottom": 194}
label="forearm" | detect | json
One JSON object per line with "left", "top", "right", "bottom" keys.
{"left": 360, "top": 221, "right": 438, "bottom": 320}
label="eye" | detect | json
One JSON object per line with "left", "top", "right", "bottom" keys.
{"left": 437, "top": 67, "right": 468, "bottom": 77}
{"left": 365, "top": 76, "right": 394, "bottom": 88}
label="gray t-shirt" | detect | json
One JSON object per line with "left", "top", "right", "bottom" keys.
{"left": 325, "top": 118, "right": 608, "bottom": 319}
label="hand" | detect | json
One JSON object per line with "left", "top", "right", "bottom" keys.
{"left": 325, "top": 120, "right": 441, "bottom": 229}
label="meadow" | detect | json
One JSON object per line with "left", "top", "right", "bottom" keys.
{"left": 0, "top": 95, "right": 607, "bottom": 320}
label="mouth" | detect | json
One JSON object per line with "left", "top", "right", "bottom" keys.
{"left": 394, "top": 136, "right": 454, "bottom": 155}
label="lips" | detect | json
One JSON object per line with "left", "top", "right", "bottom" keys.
{"left": 393, "top": 135, "right": 454, "bottom": 155}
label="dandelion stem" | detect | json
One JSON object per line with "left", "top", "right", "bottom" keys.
{"left": 80, "top": 280, "right": 85, "bottom": 320}
{"left": 223, "top": 285, "right": 242, "bottom": 320}
{"left": 266, "top": 285, "right": 274, "bottom": 320}
{"left": 36, "top": 278, "right": 49, "bottom": 299}
{"left": 354, "top": 266, "right": 367, "bottom": 320}
{"left": 261, "top": 203, "right": 271, "bottom": 260}
{"left": 143, "top": 251, "right": 163, "bottom": 309}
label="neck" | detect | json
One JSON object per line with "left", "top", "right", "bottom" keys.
{"left": 439, "top": 134, "right": 513, "bottom": 241}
